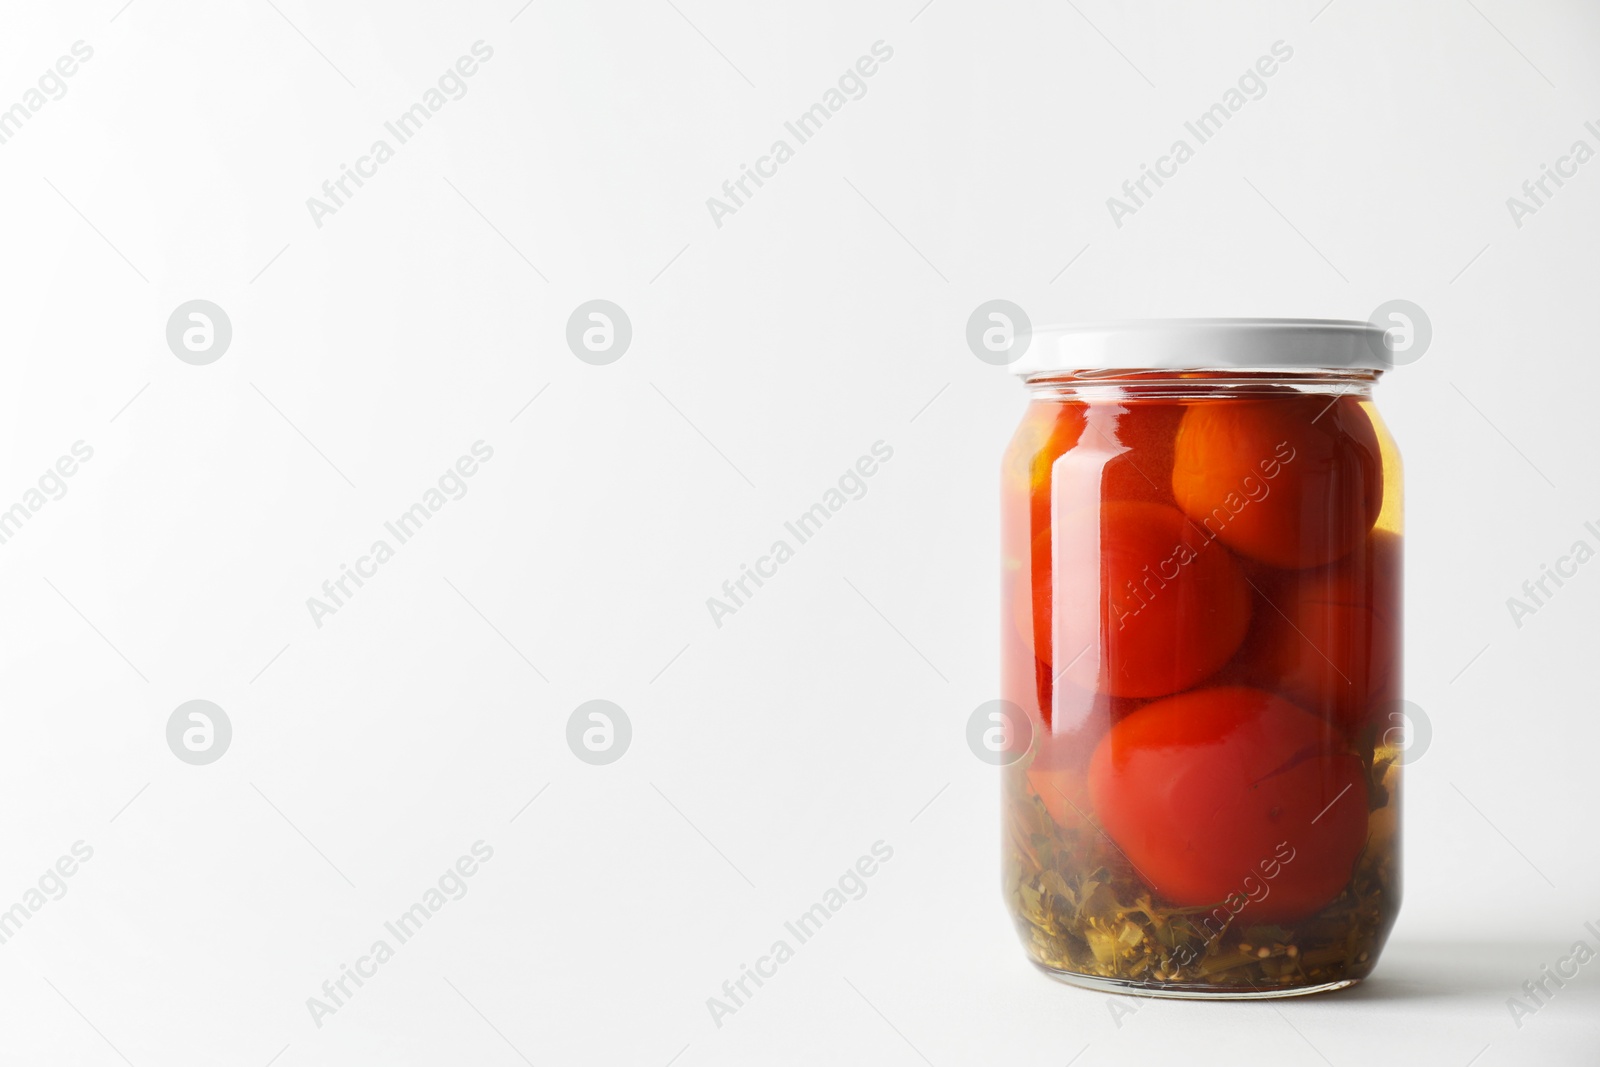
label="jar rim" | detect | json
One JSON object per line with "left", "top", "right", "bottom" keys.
{"left": 1009, "top": 318, "right": 1393, "bottom": 377}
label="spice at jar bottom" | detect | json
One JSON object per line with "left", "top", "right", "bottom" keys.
{"left": 1000, "top": 321, "right": 1402, "bottom": 999}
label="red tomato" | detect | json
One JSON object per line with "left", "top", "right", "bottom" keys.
{"left": 1044, "top": 501, "right": 1251, "bottom": 698}
{"left": 1003, "top": 402, "right": 1084, "bottom": 723}
{"left": 1088, "top": 686, "right": 1369, "bottom": 922}
{"left": 1013, "top": 527, "right": 1049, "bottom": 668}
{"left": 1244, "top": 530, "right": 1402, "bottom": 734}
{"left": 1003, "top": 400, "right": 1086, "bottom": 535}
{"left": 1072, "top": 401, "right": 1187, "bottom": 508}
{"left": 1171, "top": 395, "right": 1383, "bottom": 569}
{"left": 1027, "top": 728, "right": 1096, "bottom": 832}
{"left": 1027, "top": 692, "right": 1140, "bottom": 830}
{"left": 1009, "top": 400, "right": 1189, "bottom": 665}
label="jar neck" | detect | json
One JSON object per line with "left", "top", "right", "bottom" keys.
{"left": 1022, "top": 369, "right": 1377, "bottom": 402}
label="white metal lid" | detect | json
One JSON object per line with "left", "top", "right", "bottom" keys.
{"left": 1009, "top": 318, "right": 1391, "bottom": 377}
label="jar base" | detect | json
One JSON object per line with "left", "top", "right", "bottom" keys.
{"left": 1031, "top": 962, "right": 1363, "bottom": 1000}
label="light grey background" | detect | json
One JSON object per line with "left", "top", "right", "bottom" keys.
{"left": 0, "top": 0, "right": 1596, "bottom": 1064}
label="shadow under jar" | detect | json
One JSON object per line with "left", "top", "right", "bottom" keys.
{"left": 1000, "top": 320, "right": 1403, "bottom": 999}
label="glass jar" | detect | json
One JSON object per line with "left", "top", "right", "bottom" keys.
{"left": 1000, "top": 320, "right": 1402, "bottom": 999}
